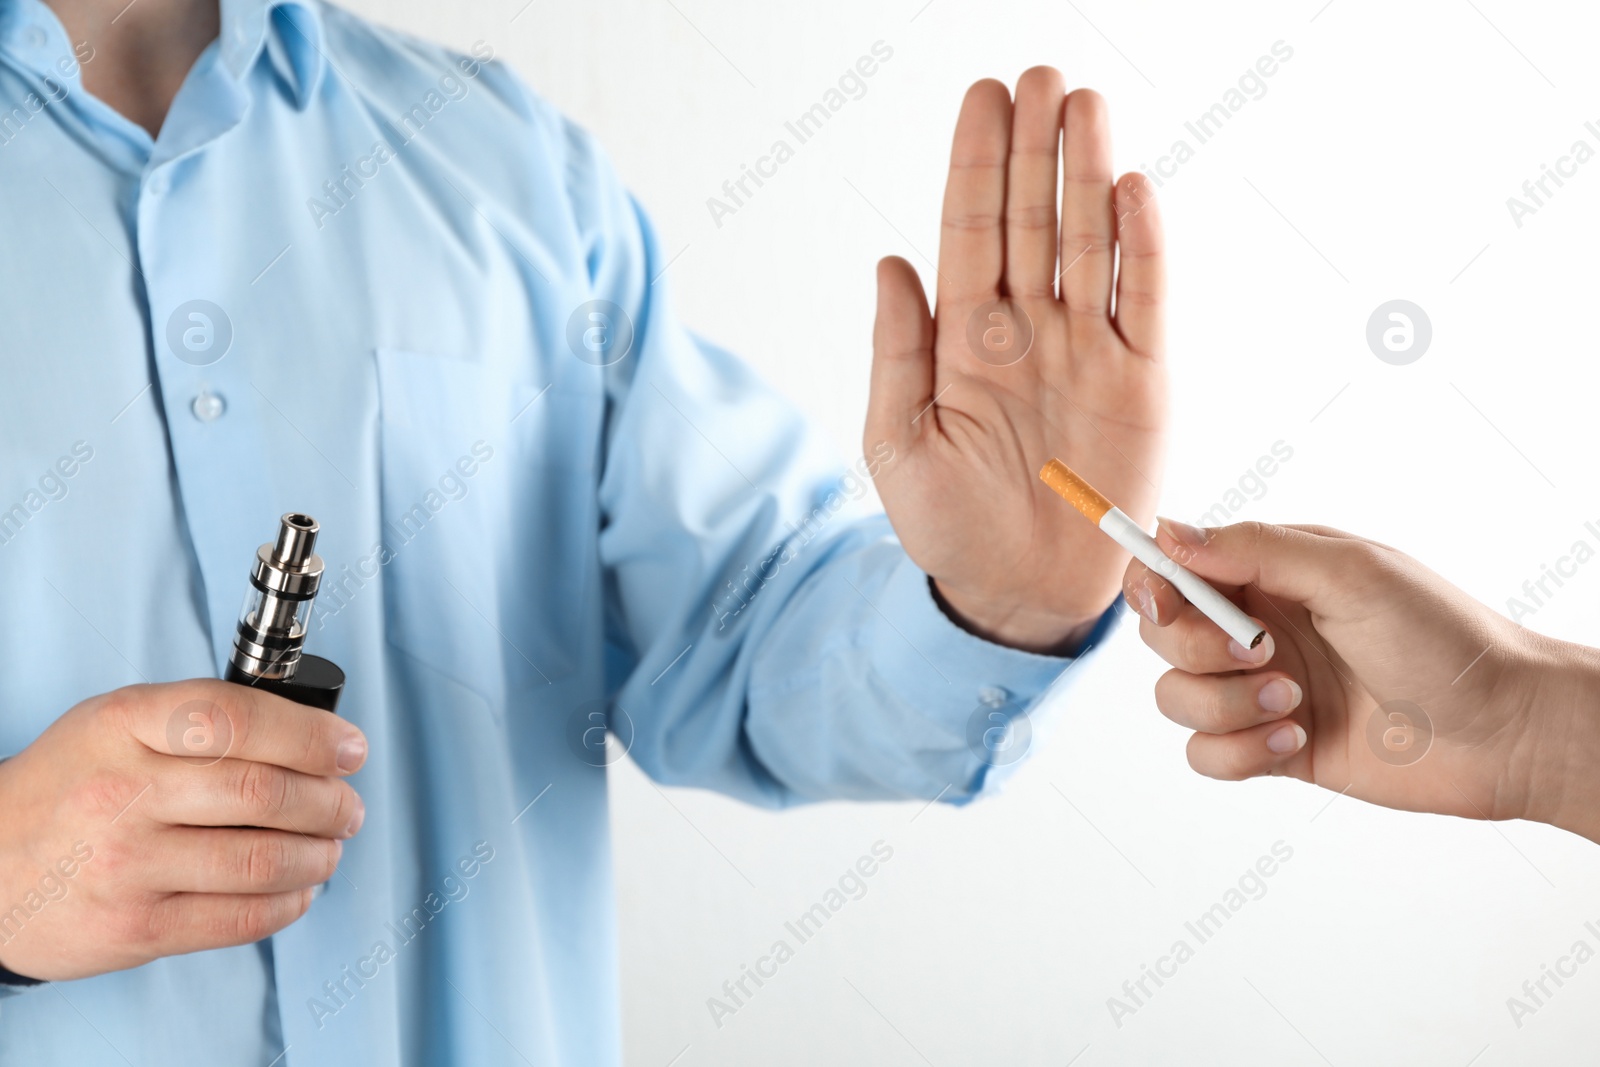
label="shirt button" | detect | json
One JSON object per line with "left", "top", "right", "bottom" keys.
{"left": 24, "top": 26, "right": 46, "bottom": 49}
{"left": 192, "top": 391, "right": 226, "bottom": 422}
{"left": 977, "top": 685, "right": 1009, "bottom": 708}
{"left": 147, "top": 171, "right": 169, "bottom": 196}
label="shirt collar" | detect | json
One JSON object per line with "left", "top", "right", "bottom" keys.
{"left": 0, "top": 0, "right": 82, "bottom": 83}
{"left": 0, "top": 0, "right": 325, "bottom": 107}
{"left": 221, "top": 0, "right": 325, "bottom": 109}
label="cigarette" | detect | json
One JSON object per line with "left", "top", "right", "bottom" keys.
{"left": 1038, "top": 459, "right": 1265, "bottom": 650}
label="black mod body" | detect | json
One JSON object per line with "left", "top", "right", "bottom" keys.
{"left": 224, "top": 654, "right": 345, "bottom": 713}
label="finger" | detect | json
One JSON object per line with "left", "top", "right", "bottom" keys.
{"left": 1112, "top": 172, "right": 1164, "bottom": 357}
{"left": 146, "top": 888, "right": 315, "bottom": 957}
{"left": 1154, "top": 519, "right": 1374, "bottom": 613}
{"left": 936, "top": 79, "right": 1011, "bottom": 306}
{"left": 1186, "top": 719, "right": 1307, "bottom": 781}
{"left": 866, "top": 256, "right": 935, "bottom": 450}
{"left": 1059, "top": 89, "right": 1115, "bottom": 324}
{"left": 120, "top": 679, "right": 367, "bottom": 777}
{"left": 1281, "top": 523, "right": 1400, "bottom": 553}
{"left": 1280, "top": 523, "right": 1362, "bottom": 539}
{"left": 150, "top": 757, "right": 364, "bottom": 839}
{"left": 155, "top": 829, "right": 343, "bottom": 894}
{"left": 1154, "top": 668, "right": 1301, "bottom": 735}
{"left": 1004, "top": 66, "right": 1065, "bottom": 298}
{"left": 1123, "top": 558, "right": 1182, "bottom": 626}
{"left": 1138, "top": 599, "right": 1274, "bottom": 673}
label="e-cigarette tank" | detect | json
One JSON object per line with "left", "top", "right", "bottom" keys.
{"left": 224, "top": 513, "right": 345, "bottom": 712}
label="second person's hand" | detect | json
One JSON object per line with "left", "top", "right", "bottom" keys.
{"left": 1124, "top": 519, "right": 1600, "bottom": 843}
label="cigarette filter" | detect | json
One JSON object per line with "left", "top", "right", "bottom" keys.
{"left": 1039, "top": 460, "right": 1265, "bottom": 649}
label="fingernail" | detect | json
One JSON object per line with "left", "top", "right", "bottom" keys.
{"left": 336, "top": 735, "right": 367, "bottom": 774}
{"left": 1266, "top": 722, "right": 1306, "bottom": 755}
{"left": 341, "top": 797, "right": 366, "bottom": 839}
{"left": 1157, "top": 517, "right": 1209, "bottom": 549}
{"left": 1257, "top": 678, "right": 1302, "bottom": 716}
{"left": 1126, "top": 581, "right": 1161, "bottom": 625}
{"left": 1229, "top": 631, "right": 1274, "bottom": 664}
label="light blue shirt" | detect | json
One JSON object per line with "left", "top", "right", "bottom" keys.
{"left": 0, "top": 1, "right": 1113, "bottom": 1062}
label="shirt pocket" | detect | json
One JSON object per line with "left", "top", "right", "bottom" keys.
{"left": 373, "top": 347, "right": 601, "bottom": 696}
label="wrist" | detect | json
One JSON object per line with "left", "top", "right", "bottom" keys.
{"left": 930, "top": 579, "right": 1103, "bottom": 656}
{"left": 1518, "top": 634, "right": 1600, "bottom": 844}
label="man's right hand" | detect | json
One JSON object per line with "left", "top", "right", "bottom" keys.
{"left": 0, "top": 680, "right": 366, "bottom": 982}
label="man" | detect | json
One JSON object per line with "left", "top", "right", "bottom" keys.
{"left": 0, "top": 0, "right": 1167, "bottom": 1061}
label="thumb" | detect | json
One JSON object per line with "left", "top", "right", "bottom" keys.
{"left": 864, "top": 255, "right": 934, "bottom": 454}
{"left": 1154, "top": 518, "right": 1368, "bottom": 616}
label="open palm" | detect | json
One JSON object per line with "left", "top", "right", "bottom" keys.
{"left": 867, "top": 70, "right": 1167, "bottom": 652}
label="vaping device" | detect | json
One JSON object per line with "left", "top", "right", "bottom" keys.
{"left": 224, "top": 513, "right": 345, "bottom": 713}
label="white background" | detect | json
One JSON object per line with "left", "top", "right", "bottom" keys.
{"left": 345, "top": 1, "right": 1600, "bottom": 1063}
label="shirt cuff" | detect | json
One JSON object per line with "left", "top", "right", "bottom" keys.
{"left": 0, "top": 964, "right": 44, "bottom": 991}
{"left": 867, "top": 556, "right": 1123, "bottom": 800}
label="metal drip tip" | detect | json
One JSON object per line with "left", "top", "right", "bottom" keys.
{"left": 272, "top": 513, "right": 318, "bottom": 568}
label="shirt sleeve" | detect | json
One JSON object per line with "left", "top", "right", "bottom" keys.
{"left": 556, "top": 116, "right": 1121, "bottom": 809}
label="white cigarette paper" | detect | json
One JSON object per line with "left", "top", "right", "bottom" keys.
{"left": 1039, "top": 460, "right": 1266, "bottom": 650}
{"left": 1099, "top": 508, "right": 1265, "bottom": 649}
